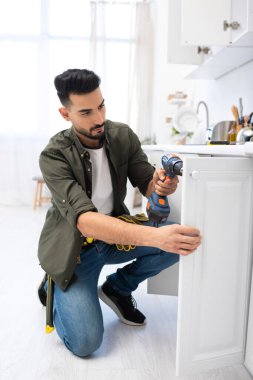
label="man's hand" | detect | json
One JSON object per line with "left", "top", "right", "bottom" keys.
{"left": 156, "top": 224, "right": 201, "bottom": 255}
{"left": 153, "top": 168, "right": 179, "bottom": 197}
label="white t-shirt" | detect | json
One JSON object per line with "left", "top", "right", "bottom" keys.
{"left": 85, "top": 145, "right": 113, "bottom": 215}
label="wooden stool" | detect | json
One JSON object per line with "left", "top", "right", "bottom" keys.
{"left": 32, "top": 176, "right": 51, "bottom": 210}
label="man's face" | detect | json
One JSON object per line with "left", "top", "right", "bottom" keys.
{"left": 59, "top": 88, "right": 106, "bottom": 143}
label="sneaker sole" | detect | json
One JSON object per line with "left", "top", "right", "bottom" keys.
{"left": 98, "top": 286, "right": 146, "bottom": 326}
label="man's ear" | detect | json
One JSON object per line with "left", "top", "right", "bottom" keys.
{"left": 59, "top": 107, "right": 71, "bottom": 121}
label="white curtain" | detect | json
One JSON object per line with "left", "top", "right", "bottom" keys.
{"left": 127, "top": 1, "right": 155, "bottom": 143}
{"left": 89, "top": 0, "right": 155, "bottom": 143}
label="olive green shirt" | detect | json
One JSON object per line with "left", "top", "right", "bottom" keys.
{"left": 38, "top": 120, "right": 154, "bottom": 290}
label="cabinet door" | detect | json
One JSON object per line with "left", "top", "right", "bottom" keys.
{"left": 168, "top": 0, "right": 202, "bottom": 65}
{"left": 146, "top": 153, "right": 197, "bottom": 297}
{"left": 231, "top": 0, "right": 248, "bottom": 45}
{"left": 176, "top": 156, "right": 253, "bottom": 376}
{"left": 181, "top": 0, "right": 231, "bottom": 46}
{"left": 245, "top": 267, "right": 253, "bottom": 375}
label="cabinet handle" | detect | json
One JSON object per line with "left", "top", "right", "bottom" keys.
{"left": 223, "top": 20, "right": 241, "bottom": 31}
{"left": 190, "top": 171, "right": 200, "bottom": 179}
{"left": 197, "top": 46, "right": 211, "bottom": 55}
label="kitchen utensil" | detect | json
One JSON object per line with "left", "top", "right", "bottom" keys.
{"left": 244, "top": 115, "right": 249, "bottom": 127}
{"left": 239, "top": 97, "right": 243, "bottom": 121}
{"left": 248, "top": 112, "right": 253, "bottom": 125}
{"left": 231, "top": 105, "right": 241, "bottom": 134}
{"left": 231, "top": 105, "right": 239, "bottom": 124}
{"left": 236, "top": 126, "right": 253, "bottom": 144}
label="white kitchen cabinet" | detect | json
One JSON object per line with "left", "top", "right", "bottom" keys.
{"left": 181, "top": 0, "right": 231, "bottom": 46}
{"left": 177, "top": 0, "right": 253, "bottom": 79}
{"left": 245, "top": 268, "right": 253, "bottom": 376}
{"left": 176, "top": 156, "right": 253, "bottom": 375}
{"left": 181, "top": 0, "right": 253, "bottom": 47}
{"left": 167, "top": 0, "right": 202, "bottom": 65}
{"left": 143, "top": 147, "right": 253, "bottom": 376}
{"left": 167, "top": 0, "right": 253, "bottom": 73}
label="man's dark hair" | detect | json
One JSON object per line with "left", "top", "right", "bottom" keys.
{"left": 54, "top": 68, "right": 101, "bottom": 106}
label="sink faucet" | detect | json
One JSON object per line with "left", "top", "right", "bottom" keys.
{"left": 196, "top": 101, "right": 210, "bottom": 142}
{"left": 196, "top": 101, "right": 209, "bottom": 130}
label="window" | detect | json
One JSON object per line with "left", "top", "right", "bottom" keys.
{"left": 0, "top": 0, "right": 40, "bottom": 35}
{"left": 48, "top": 0, "right": 91, "bottom": 37}
{"left": 0, "top": 0, "right": 137, "bottom": 138}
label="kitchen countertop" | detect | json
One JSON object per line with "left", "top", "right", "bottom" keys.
{"left": 142, "top": 142, "right": 253, "bottom": 157}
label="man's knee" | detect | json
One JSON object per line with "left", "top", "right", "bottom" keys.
{"left": 64, "top": 327, "right": 104, "bottom": 357}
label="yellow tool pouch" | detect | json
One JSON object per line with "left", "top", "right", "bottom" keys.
{"left": 116, "top": 213, "right": 149, "bottom": 252}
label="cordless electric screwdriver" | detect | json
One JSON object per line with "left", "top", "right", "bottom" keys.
{"left": 146, "top": 155, "right": 183, "bottom": 226}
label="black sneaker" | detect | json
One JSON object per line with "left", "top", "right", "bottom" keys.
{"left": 38, "top": 273, "right": 47, "bottom": 307}
{"left": 98, "top": 281, "right": 146, "bottom": 326}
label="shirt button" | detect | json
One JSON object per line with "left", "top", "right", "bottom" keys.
{"left": 88, "top": 168, "right": 91, "bottom": 172}
{"left": 85, "top": 152, "right": 90, "bottom": 158}
{"left": 62, "top": 199, "right": 66, "bottom": 203}
{"left": 64, "top": 279, "right": 68, "bottom": 283}
{"left": 81, "top": 153, "right": 84, "bottom": 158}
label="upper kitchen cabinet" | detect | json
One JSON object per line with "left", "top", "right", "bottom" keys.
{"left": 174, "top": 0, "right": 253, "bottom": 79}
{"left": 167, "top": 0, "right": 202, "bottom": 65}
{"left": 181, "top": 0, "right": 253, "bottom": 47}
{"left": 181, "top": 0, "right": 231, "bottom": 46}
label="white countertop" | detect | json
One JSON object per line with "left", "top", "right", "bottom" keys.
{"left": 142, "top": 142, "right": 253, "bottom": 157}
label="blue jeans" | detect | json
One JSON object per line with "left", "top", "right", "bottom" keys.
{"left": 52, "top": 221, "right": 179, "bottom": 357}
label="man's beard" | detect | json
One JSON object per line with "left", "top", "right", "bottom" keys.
{"left": 74, "top": 123, "right": 105, "bottom": 141}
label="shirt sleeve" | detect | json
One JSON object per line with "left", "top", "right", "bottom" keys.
{"left": 127, "top": 128, "right": 155, "bottom": 196}
{"left": 39, "top": 149, "right": 97, "bottom": 229}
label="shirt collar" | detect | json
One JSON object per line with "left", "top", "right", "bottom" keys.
{"left": 70, "top": 125, "right": 109, "bottom": 155}
{"left": 70, "top": 126, "right": 86, "bottom": 156}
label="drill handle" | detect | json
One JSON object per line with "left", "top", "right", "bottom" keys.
{"left": 146, "top": 192, "right": 170, "bottom": 224}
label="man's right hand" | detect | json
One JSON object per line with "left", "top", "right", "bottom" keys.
{"left": 155, "top": 224, "right": 201, "bottom": 255}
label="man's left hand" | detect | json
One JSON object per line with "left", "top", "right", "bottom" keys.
{"left": 153, "top": 168, "right": 179, "bottom": 196}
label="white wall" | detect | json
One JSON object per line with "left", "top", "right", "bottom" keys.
{"left": 193, "top": 61, "right": 253, "bottom": 124}
{"left": 152, "top": 0, "right": 253, "bottom": 145}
